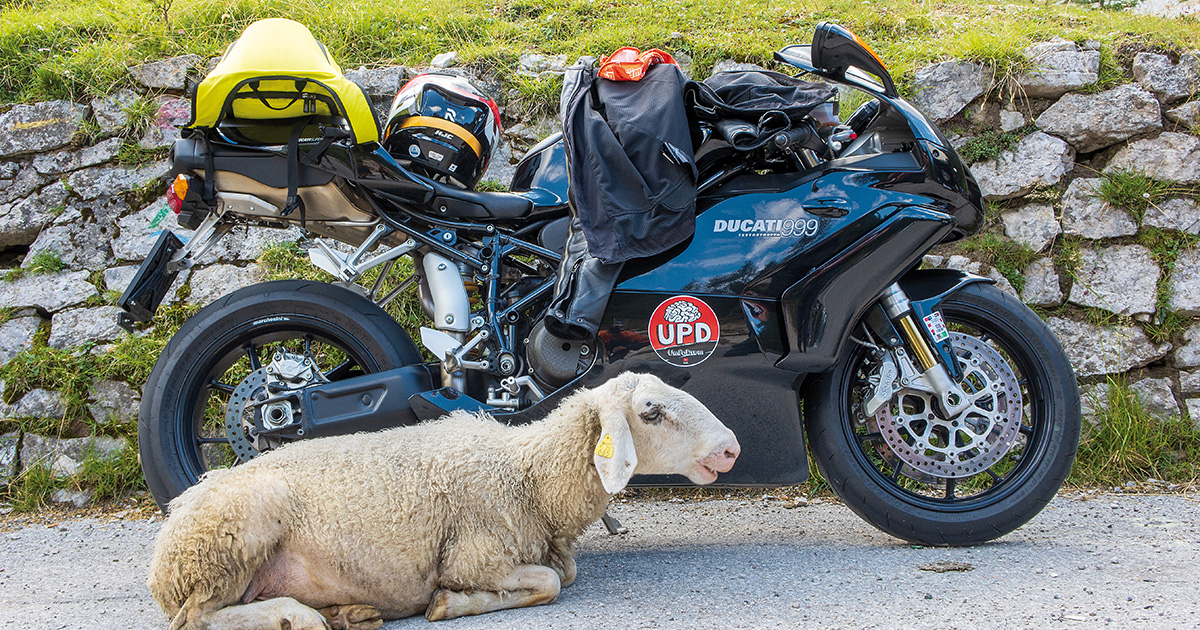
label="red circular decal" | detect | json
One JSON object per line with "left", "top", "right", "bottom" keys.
{"left": 648, "top": 296, "right": 720, "bottom": 367}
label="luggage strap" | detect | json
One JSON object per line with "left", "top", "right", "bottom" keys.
{"left": 197, "top": 132, "right": 216, "bottom": 205}
{"left": 301, "top": 125, "right": 352, "bottom": 166}
{"left": 281, "top": 116, "right": 314, "bottom": 230}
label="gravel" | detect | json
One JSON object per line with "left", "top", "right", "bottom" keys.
{"left": 1, "top": 491, "right": 1198, "bottom": 629}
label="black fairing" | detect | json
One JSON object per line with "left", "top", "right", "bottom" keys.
{"left": 582, "top": 144, "right": 968, "bottom": 485}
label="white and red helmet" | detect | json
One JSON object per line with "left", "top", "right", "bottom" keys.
{"left": 382, "top": 72, "right": 502, "bottom": 189}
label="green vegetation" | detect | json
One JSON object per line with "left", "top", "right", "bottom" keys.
{"left": 1, "top": 443, "right": 142, "bottom": 510}
{"left": 475, "top": 178, "right": 509, "bottom": 192}
{"left": 955, "top": 232, "right": 1039, "bottom": 293}
{"left": 115, "top": 142, "right": 169, "bottom": 165}
{"left": 1098, "top": 170, "right": 1183, "bottom": 225}
{"left": 1143, "top": 311, "right": 1191, "bottom": 345}
{"left": 258, "top": 241, "right": 331, "bottom": 283}
{"left": 957, "top": 125, "right": 1034, "bottom": 164}
{"left": 74, "top": 442, "right": 146, "bottom": 501}
{"left": 0, "top": 288, "right": 197, "bottom": 510}
{"left": 1080, "top": 304, "right": 1125, "bottom": 328}
{"left": 509, "top": 74, "right": 562, "bottom": 119}
{"left": 0, "top": 345, "right": 101, "bottom": 430}
{"left": 2, "top": 0, "right": 1198, "bottom": 105}
{"left": 103, "top": 301, "right": 202, "bottom": 385}
{"left": 1052, "top": 234, "right": 1083, "bottom": 277}
{"left": 25, "top": 249, "right": 66, "bottom": 275}
{"left": 1137, "top": 227, "right": 1200, "bottom": 342}
{"left": 3, "top": 249, "right": 66, "bottom": 281}
{"left": 75, "top": 116, "right": 104, "bottom": 145}
{"left": 122, "top": 95, "right": 161, "bottom": 138}
{"left": 1081, "top": 45, "right": 1126, "bottom": 93}
{"left": 4, "top": 464, "right": 62, "bottom": 512}
{"left": 1138, "top": 228, "right": 1200, "bottom": 287}
{"left": 1070, "top": 377, "right": 1200, "bottom": 487}
{"left": 107, "top": 95, "right": 170, "bottom": 164}
{"left": 957, "top": 27, "right": 1036, "bottom": 100}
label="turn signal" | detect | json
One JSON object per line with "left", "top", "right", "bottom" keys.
{"left": 167, "top": 175, "right": 189, "bottom": 214}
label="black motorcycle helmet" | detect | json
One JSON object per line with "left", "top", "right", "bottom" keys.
{"left": 381, "top": 72, "right": 502, "bottom": 189}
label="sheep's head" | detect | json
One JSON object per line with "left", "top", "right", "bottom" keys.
{"left": 592, "top": 372, "right": 740, "bottom": 494}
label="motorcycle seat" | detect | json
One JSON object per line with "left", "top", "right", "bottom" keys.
{"left": 415, "top": 172, "right": 536, "bottom": 222}
{"left": 357, "top": 147, "right": 551, "bottom": 222}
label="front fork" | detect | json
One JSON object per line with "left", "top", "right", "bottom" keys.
{"left": 861, "top": 283, "right": 969, "bottom": 418}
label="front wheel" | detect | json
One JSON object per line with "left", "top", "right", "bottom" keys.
{"left": 138, "top": 280, "right": 424, "bottom": 511}
{"left": 805, "top": 282, "right": 1080, "bottom": 545}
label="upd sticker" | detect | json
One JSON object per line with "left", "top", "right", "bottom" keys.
{"left": 649, "top": 296, "right": 720, "bottom": 367}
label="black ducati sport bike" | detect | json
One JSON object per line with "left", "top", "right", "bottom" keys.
{"left": 121, "top": 22, "right": 1079, "bottom": 546}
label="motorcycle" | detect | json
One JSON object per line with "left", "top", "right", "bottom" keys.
{"left": 121, "top": 22, "right": 1080, "bottom": 546}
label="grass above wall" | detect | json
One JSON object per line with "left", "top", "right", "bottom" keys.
{"left": 1, "top": 0, "right": 1199, "bottom": 104}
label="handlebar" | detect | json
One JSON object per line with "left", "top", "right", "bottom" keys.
{"left": 713, "top": 118, "right": 826, "bottom": 156}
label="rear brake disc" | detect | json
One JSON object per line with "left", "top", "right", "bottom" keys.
{"left": 225, "top": 368, "right": 270, "bottom": 463}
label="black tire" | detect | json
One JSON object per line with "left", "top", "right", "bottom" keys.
{"left": 804, "top": 282, "right": 1080, "bottom": 545}
{"left": 138, "top": 280, "right": 423, "bottom": 511}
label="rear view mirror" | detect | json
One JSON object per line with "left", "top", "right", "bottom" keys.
{"left": 811, "top": 22, "right": 898, "bottom": 97}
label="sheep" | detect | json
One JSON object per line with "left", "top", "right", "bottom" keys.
{"left": 147, "top": 371, "right": 741, "bottom": 629}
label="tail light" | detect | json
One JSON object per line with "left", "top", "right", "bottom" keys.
{"left": 167, "top": 175, "right": 189, "bottom": 214}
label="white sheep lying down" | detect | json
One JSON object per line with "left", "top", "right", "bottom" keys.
{"left": 148, "top": 372, "right": 740, "bottom": 629}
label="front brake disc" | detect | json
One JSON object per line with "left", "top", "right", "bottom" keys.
{"left": 873, "top": 332, "right": 1024, "bottom": 479}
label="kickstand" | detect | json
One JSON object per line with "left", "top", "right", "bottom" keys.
{"left": 601, "top": 511, "right": 628, "bottom": 535}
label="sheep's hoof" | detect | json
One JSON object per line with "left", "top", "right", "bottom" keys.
{"left": 318, "top": 604, "right": 382, "bottom": 630}
{"left": 424, "top": 590, "right": 454, "bottom": 622}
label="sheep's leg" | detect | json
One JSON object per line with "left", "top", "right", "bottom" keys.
{"left": 546, "top": 538, "right": 577, "bottom": 588}
{"left": 424, "top": 565, "right": 560, "bottom": 621}
{"left": 178, "top": 597, "right": 328, "bottom": 630}
{"left": 317, "top": 604, "right": 383, "bottom": 630}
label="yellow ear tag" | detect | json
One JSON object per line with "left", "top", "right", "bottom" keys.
{"left": 595, "top": 434, "right": 614, "bottom": 459}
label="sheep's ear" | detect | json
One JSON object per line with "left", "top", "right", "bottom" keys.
{"left": 594, "top": 407, "right": 637, "bottom": 494}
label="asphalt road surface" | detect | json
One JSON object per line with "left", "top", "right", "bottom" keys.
{"left": 2, "top": 490, "right": 1197, "bottom": 629}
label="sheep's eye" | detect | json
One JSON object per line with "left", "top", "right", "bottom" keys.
{"left": 640, "top": 403, "right": 664, "bottom": 425}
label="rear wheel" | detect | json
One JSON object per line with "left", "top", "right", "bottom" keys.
{"left": 137, "top": 280, "right": 423, "bottom": 511}
{"left": 805, "top": 283, "right": 1080, "bottom": 545}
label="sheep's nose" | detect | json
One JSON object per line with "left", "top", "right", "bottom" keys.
{"left": 709, "top": 437, "right": 740, "bottom": 473}
{"left": 725, "top": 433, "right": 741, "bottom": 460}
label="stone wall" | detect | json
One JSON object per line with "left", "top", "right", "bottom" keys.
{"left": 0, "top": 53, "right": 563, "bottom": 503}
{"left": 912, "top": 38, "right": 1200, "bottom": 426}
{"left": 1, "top": 39, "right": 1199, "bottom": 503}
